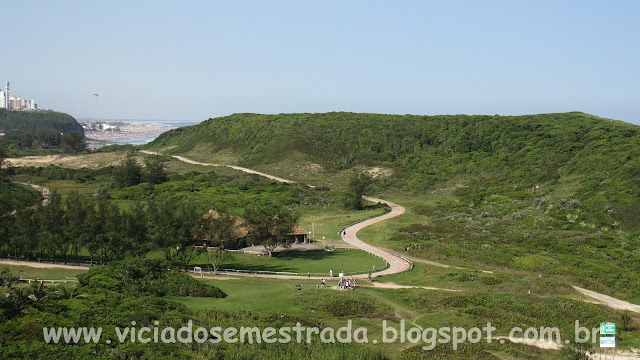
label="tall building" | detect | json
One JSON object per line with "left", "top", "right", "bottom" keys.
{"left": 5, "top": 82, "right": 9, "bottom": 109}
{"left": 0, "top": 81, "right": 37, "bottom": 110}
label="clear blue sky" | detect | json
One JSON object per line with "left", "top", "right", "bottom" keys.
{"left": 1, "top": 1, "right": 639, "bottom": 123}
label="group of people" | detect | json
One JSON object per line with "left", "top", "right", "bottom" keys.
{"left": 337, "top": 276, "right": 356, "bottom": 290}
{"left": 320, "top": 269, "right": 373, "bottom": 290}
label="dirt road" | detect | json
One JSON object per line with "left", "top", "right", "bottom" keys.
{"left": 0, "top": 260, "right": 89, "bottom": 271}
{"left": 573, "top": 286, "right": 640, "bottom": 313}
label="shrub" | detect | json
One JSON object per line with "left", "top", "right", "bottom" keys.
{"left": 324, "top": 297, "right": 377, "bottom": 317}
{"left": 78, "top": 259, "right": 226, "bottom": 298}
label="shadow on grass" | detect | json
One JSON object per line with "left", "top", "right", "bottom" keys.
{"left": 191, "top": 250, "right": 340, "bottom": 273}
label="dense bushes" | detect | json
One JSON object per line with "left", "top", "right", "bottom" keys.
{"left": 156, "top": 272, "right": 226, "bottom": 297}
{"left": 78, "top": 259, "right": 226, "bottom": 298}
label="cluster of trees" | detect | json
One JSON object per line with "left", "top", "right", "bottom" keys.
{"left": 1, "top": 130, "right": 85, "bottom": 151}
{"left": 0, "top": 109, "right": 86, "bottom": 153}
{"left": 113, "top": 155, "right": 168, "bottom": 188}
{"left": 1, "top": 191, "right": 299, "bottom": 271}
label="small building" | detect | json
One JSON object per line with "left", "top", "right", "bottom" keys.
{"left": 289, "top": 225, "right": 309, "bottom": 243}
{"left": 0, "top": 130, "right": 5, "bottom": 136}
{"left": 202, "top": 209, "right": 309, "bottom": 247}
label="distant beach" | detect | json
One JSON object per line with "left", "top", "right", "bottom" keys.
{"left": 80, "top": 119, "right": 199, "bottom": 149}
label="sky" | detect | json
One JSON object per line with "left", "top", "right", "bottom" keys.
{"left": 1, "top": 1, "right": 639, "bottom": 124}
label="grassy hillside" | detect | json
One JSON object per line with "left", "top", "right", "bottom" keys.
{"left": 0, "top": 109, "right": 84, "bottom": 151}
{"left": 150, "top": 112, "right": 636, "bottom": 180}
{"left": 148, "top": 112, "right": 640, "bottom": 227}
{"left": 0, "top": 109, "right": 84, "bottom": 136}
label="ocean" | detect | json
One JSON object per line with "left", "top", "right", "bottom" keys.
{"left": 80, "top": 119, "right": 201, "bottom": 148}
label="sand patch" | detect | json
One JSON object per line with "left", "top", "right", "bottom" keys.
{"left": 367, "top": 167, "right": 392, "bottom": 178}
{"left": 4, "top": 152, "right": 126, "bottom": 169}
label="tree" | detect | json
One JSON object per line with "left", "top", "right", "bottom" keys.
{"left": 113, "top": 155, "right": 143, "bottom": 188}
{"left": 344, "top": 172, "right": 374, "bottom": 210}
{"left": 12, "top": 208, "right": 40, "bottom": 261}
{"left": 147, "top": 199, "right": 200, "bottom": 270}
{"left": 199, "top": 211, "right": 236, "bottom": 274}
{"left": 244, "top": 202, "right": 299, "bottom": 257}
{"left": 85, "top": 199, "right": 122, "bottom": 265}
{"left": 63, "top": 191, "right": 90, "bottom": 263}
{"left": 36, "top": 192, "right": 66, "bottom": 263}
{"left": 121, "top": 203, "right": 152, "bottom": 258}
{"left": 174, "top": 202, "right": 201, "bottom": 271}
{"left": 147, "top": 199, "right": 178, "bottom": 261}
{"left": 61, "top": 131, "right": 86, "bottom": 153}
{"left": 143, "top": 156, "right": 168, "bottom": 185}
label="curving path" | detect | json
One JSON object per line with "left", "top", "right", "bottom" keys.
{"left": 142, "top": 150, "right": 411, "bottom": 279}
{"left": 341, "top": 196, "right": 411, "bottom": 278}
{"left": 140, "top": 151, "right": 296, "bottom": 184}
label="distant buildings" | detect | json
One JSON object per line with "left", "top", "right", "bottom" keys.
{"left": 0, "top": 81, "right": 38, "bottom": 110}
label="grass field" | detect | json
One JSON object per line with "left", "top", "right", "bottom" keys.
{"left": 187, "top": 248, "right": 388, "bottom": 276}
{"left": 169, "top": 277, "right": 323, "bottom": 314}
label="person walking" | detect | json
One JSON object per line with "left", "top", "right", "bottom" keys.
{"left": 329, "top": 269, "right": 333, "bottom": 278}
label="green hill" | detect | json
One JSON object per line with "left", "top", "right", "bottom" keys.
{"left": 150, "top": 112, "right": 638, "bottom": 203}
{"left": 0, "top": 109, "right": 84, "bottom": 150}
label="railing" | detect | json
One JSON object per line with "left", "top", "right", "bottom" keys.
{"left": 19, "top": 278, "right": 77, "bottom": 284}
{"left": 187, "top": 262, "right": 389, "bottom": 278}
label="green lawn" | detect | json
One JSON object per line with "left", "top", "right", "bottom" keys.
{"left": 169, "top": 277, "right": 324, "bottom": 314}
{"left": 188, "top": 248, "right": 388, "bottom": 276}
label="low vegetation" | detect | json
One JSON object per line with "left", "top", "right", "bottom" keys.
{"left": 0, "top": 109, "right": 85, "bottom": 154}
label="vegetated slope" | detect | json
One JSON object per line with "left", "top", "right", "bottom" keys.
{"left": 0, "top": 109, "right": 84, "bottom": 136}
{"left": 0, "top": 109, "right": 85, "bottom": 150}
{"left": 150, "top": 112, "right": 639, "bottom": 215}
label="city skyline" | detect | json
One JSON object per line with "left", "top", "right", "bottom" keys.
{"left": 1, "top": 1, "right": 639, "bottom": 124}
{"left": 0, "top": 81, "right": 37, "bottom": 111}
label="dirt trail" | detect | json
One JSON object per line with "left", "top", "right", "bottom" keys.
{"left": 379, "top": 248, "right": 464, "bottom": 269}
{"left": 141, "top": 151, "right": 297, "bottom": 184}
{"left": 0, "top": 260, "right": 89, "bottom": 271}
{"left": 366, "top": 281, "right": 460, "bottom": 292}
{"left": 573, "top": 286, "right": 640, "bottom": 313}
